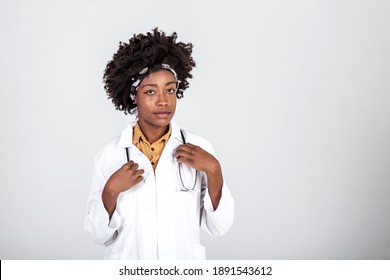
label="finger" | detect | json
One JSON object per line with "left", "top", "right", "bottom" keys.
{"left": 181, "top": 143, "right": 200, "bottom": 153}
{"left": 183, "top": 143, "right": 199, "bottom": 149}
{"left": 177, "top": 156, "right": 192, "bottom": 165}
{"left": 176, "top": 144, "right": 190, "bottom": 153}
{"left": 133, "top": 169, "right": 144, "bottom": 177}
{"left": 175, "top": 149, "right": 189, "bottom": 156}
{"left": 186, "top": 144, "right": 201, "bottom": 155}
{"left": 176, "top": 145, "right": 194, "bottom": 156}
{"left": 122, "top": 160, "right": 132, "bottom": 169}
{"left": 175, "top": 151, "right": 193, "bottom": 161}
{"left": 129, "top": 162, "right": 139, "bottom": 171}
{"left": 134, "top": 176, "right": 144, "bottom": 185}
{"left": 125, "top": 160, "right": 135, "bottom": 169}
{"left": 177, "top": 156, "right": 199, "bottom": 170}
{"left": 129, "top": 167, "right": 143, "bottom": 178}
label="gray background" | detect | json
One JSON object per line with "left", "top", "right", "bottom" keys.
{"left": 1, "top": 0, "right": 389, "bottom": 259}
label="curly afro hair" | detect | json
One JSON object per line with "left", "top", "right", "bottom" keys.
{"left": 103, "top": 28, "right": 196, "bottom": 114}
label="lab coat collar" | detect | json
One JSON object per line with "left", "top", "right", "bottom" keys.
{"left": 117, "top": 119, "right": 183, "bottom": 149}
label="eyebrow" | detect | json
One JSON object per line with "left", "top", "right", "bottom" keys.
{"left": 141, "top": 81, "right": 176, "bottom": 88}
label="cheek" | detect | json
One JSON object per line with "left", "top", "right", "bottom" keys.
{"left": 172, "top": 98, "right": 177, "bottom": 108}
{"left": 136, "top": 96, "right": 153, "bottom": 110}
{"left": 169, "top": 95, "right": 177, "bottom": 107}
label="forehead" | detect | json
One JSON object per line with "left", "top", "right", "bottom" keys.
{"left": 141, "top": 69, "right": 176, "bottom": 84}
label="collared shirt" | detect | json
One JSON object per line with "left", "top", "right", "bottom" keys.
{"left": 132, "top": 122, "right": 172, "bottom": 169}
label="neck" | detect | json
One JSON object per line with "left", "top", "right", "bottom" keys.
{"left": 137, "top": 121, "right": 169, "bottom": 144}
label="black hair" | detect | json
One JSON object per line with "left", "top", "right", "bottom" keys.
{"left": 103, "top": 28, "right": 196, "bottom": 114}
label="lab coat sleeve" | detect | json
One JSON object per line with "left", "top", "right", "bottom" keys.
{"left": 202, "top": 180, "right": 234, "bottom": 236}
{"left": 199, "top": 139, "right": 234, "bottom": 236}
{"left": 84, "top": 155, "right": 122, "bottom": 245}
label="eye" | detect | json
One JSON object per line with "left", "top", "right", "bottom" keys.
{"left": 144, "top": 90, "right": 156, "bottom": 95}
{"left": 166, "top": 88, "right": 176, "bottom": 94}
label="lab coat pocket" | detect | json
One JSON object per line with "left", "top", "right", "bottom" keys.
{"left": 193, "top": 244, "right": 206, "bottom": 260}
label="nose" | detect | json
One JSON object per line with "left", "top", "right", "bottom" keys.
{"left": 157, "top": 92, "right": 168, "bottom": 106}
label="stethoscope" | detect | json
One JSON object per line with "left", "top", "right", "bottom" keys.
{"left": 125, "top": 129, "right": 198, "bottom": 192}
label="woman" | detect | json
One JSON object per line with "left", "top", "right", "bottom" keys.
{"left": 85, "top": 28, "right": 234, "bottom": 260}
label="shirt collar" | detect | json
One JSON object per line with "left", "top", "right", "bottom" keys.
{"left": 133, "top": 122, "right": 172, "bottom": 146}
{"left": 118, "top": 119, "right": 181, "bottom": 148}
{"left": 132, "top": 122, "right": 144, "bottom": 146}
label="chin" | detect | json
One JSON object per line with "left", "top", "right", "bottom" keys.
{"left": 155, "top": 119, "right": 172, "bottom": 127}
{"left": 148, "top": 116, "right": 171, "bottom": 127}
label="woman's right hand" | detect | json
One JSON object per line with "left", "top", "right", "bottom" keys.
{"left": 102, "top": 161, "right": 144, "bottom": 218}
{"left": 105, "top": 161, "right": 144, "bottom": 195}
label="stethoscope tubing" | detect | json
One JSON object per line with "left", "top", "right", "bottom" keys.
{"left": 125, "top": 129, "right": 198, "bottom": 191}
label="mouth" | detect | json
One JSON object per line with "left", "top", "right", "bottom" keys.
{"left": 153, "top": 110, "right": 171, "bottom": 119}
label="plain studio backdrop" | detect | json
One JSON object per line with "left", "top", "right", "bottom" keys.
{"left": 0, "top": 0, "right": 389, "bottom": 260}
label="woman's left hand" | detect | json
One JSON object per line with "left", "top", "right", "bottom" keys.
{"left": 175, "top": 143, "right": 223, "bottom": 210}
{"left": 175, "top": 143, "right": 220, "bottom": 174}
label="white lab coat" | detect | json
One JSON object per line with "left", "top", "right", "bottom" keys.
{"left": 84, "top": 120, "right": 234, "bottom": 260}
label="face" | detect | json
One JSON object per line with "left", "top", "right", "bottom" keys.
{"left": 134, "top": 69, "right": 177, "bottom": 132}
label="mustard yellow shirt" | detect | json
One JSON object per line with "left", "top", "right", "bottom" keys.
{"left": 132, "top": 122, "right": 172, "bottom": 170}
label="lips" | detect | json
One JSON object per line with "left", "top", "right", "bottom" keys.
{"left": 154, "top": 110, "right": 171, "bottom": 119}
